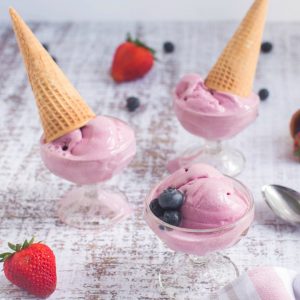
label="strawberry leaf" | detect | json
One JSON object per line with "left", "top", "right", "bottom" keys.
{"left": 8, "top": 243, "right": 16, "bottom": 251}
{"left": 125, "top": 33, "right": 157, "bottom": 59}
{"left": 1, "top": 237, "right": 36, "bottom": 263}
{"left": 22, "top": 239, "right": 29, "bottom": 249}
{"left": 0, "top": 252, "right": 12, "bottom": 258}
{"left": 134, "top": 38, "right": 156, "bottom": 56}
{"left": 0, "top": 253, "right": 13, "bottom": 263}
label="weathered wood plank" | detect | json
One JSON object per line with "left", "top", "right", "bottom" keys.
{"left": 0, "top": 21, "right": 299, "bottom": 299}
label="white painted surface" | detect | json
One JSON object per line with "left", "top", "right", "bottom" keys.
{"left": 0, "top": 0, "right": 299, "bottom": 22}
{"left": 0, "top": 21, "right": 300, "bottom": 299}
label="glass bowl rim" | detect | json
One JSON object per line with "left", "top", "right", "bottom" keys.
{"left": 144, "top": 175, "right": 254, "bottom": 233}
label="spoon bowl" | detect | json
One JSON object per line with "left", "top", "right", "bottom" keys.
{"left": 262, "top": 185, "right": 300, "bottom": 224}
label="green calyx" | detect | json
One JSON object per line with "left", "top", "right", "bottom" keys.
{"left": 126, "top": 33, "right": 157, "bottom": 59}
{"left": 0, "top": 237, "right": 35, "bottom": 262}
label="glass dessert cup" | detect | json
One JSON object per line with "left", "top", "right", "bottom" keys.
{"left": 167, "top": 140, "right": 246, "bottom": 178}
{"left": 144, "top": 176, "right": 254, "bottom": 299}
{"left": 9, "top": 7, "right": 136, "bottom": 231}
{"left": 40, "top": 117, "right": 136, "bottom": 231}
{"left": 41, "top": 162, "right": 134, "bottom": 231}
{"left": 168, "top": 93, "right": 259, "bottom": 177}
{"left": 57, "top": 180, "right": 132, "bottom": 231}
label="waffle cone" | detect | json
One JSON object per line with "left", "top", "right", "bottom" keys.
{"left": 290, "top": 109, "right": 300, "bottom": 138}
{"left": 205, "top": 0, "right": 268, "bottom": 97}
{"left": 9, "top": 8, "right": 96, "bottom": 143}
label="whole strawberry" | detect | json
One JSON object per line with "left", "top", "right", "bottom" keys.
{"left": 0, "top": 237, "right": 56, "bottom": 298}
{"left": 111, "top": 34, "right": 155, "bottom": 82}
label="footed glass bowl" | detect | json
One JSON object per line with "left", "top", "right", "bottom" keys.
{"left": 144, "top": 176, "right": 254, "bottom": 299}
{"left": 168, "top": 86, "right": 259, "bottom": 177}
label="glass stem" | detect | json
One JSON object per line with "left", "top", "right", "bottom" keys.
{"left": 82, "top": 183, "right": 99, "bottom": 199}
{"left": 203, "top": 140, "right": 223, "bottom": 155}
{"left": 189, "top": 254, "right": 209, "bottom": 266}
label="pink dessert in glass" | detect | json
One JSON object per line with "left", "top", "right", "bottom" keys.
{"left": 10, "top": 8, "right": 136, "bottom": 230}
{"left": 40, "top": 115, "right": 136, "bottom": 230}
{"left": 145, "top": 163, "right": 253, "bottom": 255}
{"left": 168, "top": 74, "right": 260, "bottom": 177}
{"left": 168, "top": 0, "right": 268, "bottom": 177}
{"left": 174, "top": 74, "right": 259, "bottom": 141}
{"left": 144, "top": 163, "right": 254, "bottom": 298}
{"left": 40, "top": 116, "right": 136, "bottom": 185}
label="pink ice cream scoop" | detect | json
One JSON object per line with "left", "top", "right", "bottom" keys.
{"left": 154, "top": 164, "right": 248, "bottom": 229}
{"left": 144, "top": 164, "right": 254, "bottom": 255}
{"left": 174, "top": 74, "right": 259, "bottom": 140}
{"left": 40, "top": 115, "right": 136, "bottom": 185}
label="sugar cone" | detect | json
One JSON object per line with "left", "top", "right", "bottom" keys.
{"left": 9, "top": 8, "right": 96, "bottom": 143}
{"left": 205, "top": 0, "right": 268, "bottom": 97}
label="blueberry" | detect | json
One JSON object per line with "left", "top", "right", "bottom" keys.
{"left": 158, "top": 187, "right": 184, "bottom": 209}
{"left": 149, "top": 199, "right": 164, "bottom": 218}
{"left": 159, "top": 224, "right": 165, "bottom": 231}
{"left": 162, "top": 210, "right": 181, "bottom": 227}
{"left": 126, "top": 97, "right": 140, "bottom": 112}
{"left": 261, "top": 41, "right": 273, "bottom": 53}
{"left": 42, "top": 43, "right": 49, "bottom": 51}
{"left": 258, "top": 88, "right": 269, "bottom": 101}
{"left": 159, "top": 224, "right": 174, "bottom": 231}
{"left": 163, "top": 42, "right": 175, "bottom": 53}
{"left": 51, "top": 56, "right": 57, "bottom": 63}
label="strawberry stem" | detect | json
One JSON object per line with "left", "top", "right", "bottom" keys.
{"left": 126, "top": 33, "right": 133, "bottom": 43}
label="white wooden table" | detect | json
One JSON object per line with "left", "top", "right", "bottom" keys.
{"left": 0, "top": 21, "right": 300, "bottom": 299}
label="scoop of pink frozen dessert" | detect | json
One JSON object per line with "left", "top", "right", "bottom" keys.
{"left": 154, "top": 164, "right": 248, "bottom": 229}
{"left": 174, "top": 74, "right": 259, "bottom": 140}
{"left": 40, "top": 115, "right": 136, "bottom": 185}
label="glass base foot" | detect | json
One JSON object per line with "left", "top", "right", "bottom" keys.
{"left": 58, "top": 185, "right": 132, "bottom": 230}
{"left": 167, "top": 142, "right": 245, "bottom": 177}
{"left": 159, "top": 253, "right": 239, "bottom": 299}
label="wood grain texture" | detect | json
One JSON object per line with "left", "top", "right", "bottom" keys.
{"left": 0, "top": 21, "right": 300, "bottom": 299}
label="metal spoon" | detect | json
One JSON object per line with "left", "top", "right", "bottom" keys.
{"left": 262, "top": 185, "right": 300, "bottom": 224}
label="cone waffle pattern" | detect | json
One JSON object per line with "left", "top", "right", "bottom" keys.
{"left": 10, "top": 8, "right": 95, "bottom": 142}
{"left": 205, "top": 0, "right": 268, "bottom": 97}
